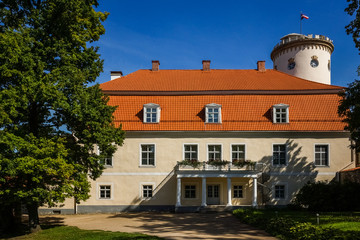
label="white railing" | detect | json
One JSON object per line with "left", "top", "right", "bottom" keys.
{"left": 176, "top": 161, "right": 264, "bottom": 172}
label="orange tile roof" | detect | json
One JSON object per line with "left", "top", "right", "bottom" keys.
{"left": 340, "top": 167, "right": 360, "bottom": 172}
{"left": 101, "top": 68, "right": 346, "bottom": 132}
{"left": 100, "top": 69, "right": 343, "bottom": 92}
{"left": 108, "top": 94, "right": 346, "bottom": 132}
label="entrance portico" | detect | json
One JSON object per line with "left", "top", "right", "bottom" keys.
{"left": 175, "top": 171, "right": 261, "bottom": 208}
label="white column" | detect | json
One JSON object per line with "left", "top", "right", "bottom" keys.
{"left": 176, "top": 177, "right": 181, "bottom": 207}
{"left": 201, "top": 177, "right": 207, "bottom": 207}
{"left": 227, "top": 177, "right": 232, "bottom": 206}
{"left": 252, "top": 177, "right": 258, "bottom": 207}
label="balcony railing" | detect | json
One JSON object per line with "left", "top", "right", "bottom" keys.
{"left": 176, "top": 161, "right": 264, "bottom": 172}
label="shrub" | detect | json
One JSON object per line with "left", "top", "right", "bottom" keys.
{"left": 266, "top": 217, "right": 297, "bottom": 238}
{"left": 294, "top": 181, "right": 360, "bottom": 211}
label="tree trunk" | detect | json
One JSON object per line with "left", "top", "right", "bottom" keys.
{"left": 27, "top": 203, "right": 41, "bottom": 233}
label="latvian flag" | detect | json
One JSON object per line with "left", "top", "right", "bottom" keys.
{"left": 301, "top": 13, "right": 309, "bottom": 20}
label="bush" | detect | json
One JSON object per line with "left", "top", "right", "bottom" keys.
{"left": 266, "top": 217, "right": 297, "bottom": 238}
{"left": 233, "top": 208, "right": 360, "bottom": 240}
{"left": 294, "top": 181, "right": 360, "bottom": 211}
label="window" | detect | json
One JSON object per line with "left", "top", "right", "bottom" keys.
{"left": 142, "top": 185, "right": 153, "bottom": 198}
{"left": 205, "top": 103, "right": 222, "bottom": 123}
{"left": 185, "top": 185, "right": 196, "bottom": 198}
{"left": 184, "top": 144, "right": 198, "bottom": 161}
{"left": 208, "top": 144, "right": 222, "bottom": 161}
{"left": 97, "top": 146, "right": 113, "bottom": 166}
{"left": 233, "top": 185, "right": 243, "bottom": 198}
{"left": 231, "top": 145, "right": 245, "bottom": 161}
{"left": 315, "top": 144, "right": 329, "bottom": 166}
{"left": 273, "top": 144, "right": 286, "bottom": 165}
{"left": 100, "top": 157, "right": 112, "bottom": 166}
{"left": 143, "top": 103, "right": 160, "bottom": 123}
{"left": 273, "top": 104, "right": 289, "bottom": 123}
{"left": 99, "top": 185, "right": 111, "bottom": 199}
{"left": 141, "top": 144, "right": 155, "bottom": 166}
{"left": 274, "top": 185, "right": 285, "bottom": 199}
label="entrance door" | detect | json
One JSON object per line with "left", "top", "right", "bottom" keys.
{"left": 207, "top": 184, "right": 220, "bottom": 205}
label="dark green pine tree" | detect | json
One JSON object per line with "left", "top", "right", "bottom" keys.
{"left": 339, "top": 0, "right": 360, "bottom": 155}
{"left": 0, "top": 0, "right": 125, "bottom": 232}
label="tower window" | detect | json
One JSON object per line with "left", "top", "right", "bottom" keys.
{"left": 287, "top": 58, "right": 295, "bottom": 70}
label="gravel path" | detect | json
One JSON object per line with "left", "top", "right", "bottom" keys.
{"left": 41, "top": 212, "right": 277, "bottom": 240}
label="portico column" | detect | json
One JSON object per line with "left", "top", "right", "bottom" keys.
{"left": 252, "top": 177, "right": 258, "bottom": 207}
{"left": 176, "top": 177, "right": 181, "bottom": 207}
{"left": 227, "top": 177, "right": 232, "bottom": 206}
{"left": 201, "top": 177, "right": 207, "bottom": 207}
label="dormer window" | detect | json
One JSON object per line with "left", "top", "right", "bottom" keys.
{"left": 273, "top": 104, "right": 289, "bottom": 123}
{"left": 143, "top": 103, "right": 160, "bottom": 123}
{"left": 205, "top": 103, "right": 222, "bottom": 123}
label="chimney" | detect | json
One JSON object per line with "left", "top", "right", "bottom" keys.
{"left": 202, "top": 60, "right": 211, "bottom": 71}
{"left": 152, "top": 60, "right": 160, "bottom": 71}
{"left": 110, "top": 71, "right": 123, "bottom": 80}
{"left": 257, "top": 61, "right": 266, "bottom": 72}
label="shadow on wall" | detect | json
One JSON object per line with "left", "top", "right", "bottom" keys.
{"left": 258, "top": 139, "right": 319, "bottom": 206}
{"left": 122, "top": 169, "right": 177, "bottom": 212}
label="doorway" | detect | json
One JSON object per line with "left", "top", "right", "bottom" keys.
{"left": 207, "top": 184, "right": 220, "bottom": 205}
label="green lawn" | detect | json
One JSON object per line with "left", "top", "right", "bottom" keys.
{"left": 233, "top": 208, "right": 360, "bottom": 239}
{"left": 3, "top": 226, "right": 162, "bottom": 240}
{"left": 257, "top": 209, "right": 360, "bottom": 230}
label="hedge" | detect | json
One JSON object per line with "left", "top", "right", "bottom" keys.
{"left": 233, "top": 209, "right": 360, "bottom": 240}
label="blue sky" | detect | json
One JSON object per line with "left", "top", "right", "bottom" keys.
{"left": 95, "top": 0, "right": 359, "bottom": 87}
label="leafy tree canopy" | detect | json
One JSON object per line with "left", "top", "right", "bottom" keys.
{"left": 0, "top": 0, "right": 125, "bottom": 231}
{"left": 339, "top": 0, "right": 360, "bottom": 152}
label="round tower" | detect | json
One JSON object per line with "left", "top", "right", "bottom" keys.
{"left": 270, "top": 33, "right": 334, "bottom": 85}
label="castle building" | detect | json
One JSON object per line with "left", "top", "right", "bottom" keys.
{"left": 40, "top": 34, "right": 355, "bottom": 214}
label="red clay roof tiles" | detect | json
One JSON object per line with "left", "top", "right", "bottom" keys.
{"left": 101, "top": 69, "right": 346, "bottom": 132}
{"left": 108, "top": 94, "right": 346, "bottom": 132}
{"left": 100, "top": 69, "right": 342, "bottom": 92}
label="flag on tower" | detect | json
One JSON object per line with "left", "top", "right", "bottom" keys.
{"left": 301, "top": 13, "right": 309, "bottom": 20}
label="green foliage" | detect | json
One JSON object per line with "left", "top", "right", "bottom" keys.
{"left": 340, "top": 0, "right": 360, "bottom": 151}
{"left": 345, "top": 0, "right": 360, "bottom": 52}
{"left": 178, "top": 159, "right": 202, "bottom": 169}
{"left": 207, "top": 159, "right": 229, "bottom": 167}
{"left": 293, "top": 181, "right": 360, "bottom": 211}
{"left": 18, "top": 226, "right": 162, "bottom": 240}
{"left": 233, "top": 208, "right": 360, "bottom": 240}
{"left": 0, "top": 0, "right": 125, "bottom": 230}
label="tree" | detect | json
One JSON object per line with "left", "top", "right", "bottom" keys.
{"left": 0, "top": 0, "right": 125, "bottom": 232}
{"left": 339, "top": 0, "right": 360, "bottom": 153}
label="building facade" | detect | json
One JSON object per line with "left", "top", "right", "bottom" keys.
{"left": 40, "top": 34, "right": 355, "bottom": 214}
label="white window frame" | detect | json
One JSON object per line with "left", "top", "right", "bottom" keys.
{"left": 183, "top": 183, "right": 198, "bottom": 199}
{"left": 273, "top": 104, "right": 289, "bottom": 123}
{"left": 96, "top": 182, "right": 114, "bottom": 200}
{"left": 273, "top": 182, "right": 288, "bottom": 200}
{"left": 96, "top": 145, "right": 113, "bottom": 167}
{"left": 183, "top": 143, "right": 199, "bottom": 161}
{"left": 314, "top": 144, "right": 330, "bottom": 167}
{"left": 272, "top": 143, "right": 287, "bottom": 166}
{"left": 139, "top": 143, "right": 156, "bottom": 167}
{"left": 207, "top": 143, "right": 223, "bottom": 162}
{"left": 230, "top": 144, "right": 246, "bottom": 162}
{"left": 205, "top": 103, "right": 222, "bottom": 123}
{"left": 140, "top": 182, "right": 156, "bottom": 199}
{"left": 233, "top": 184, "right": 244, "bottom": 199}
{"left": 143, "top": 103, "right": 161, "bottom": 123}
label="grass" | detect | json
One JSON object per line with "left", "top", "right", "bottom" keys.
{"left": 234, "top": 208, "right": 360, "bottom": 231}
{"left": 3, "top": 226, "right": 163, "bottom": 240}
{"left": 257, "top": 209, "right": 360, "bottom": 230}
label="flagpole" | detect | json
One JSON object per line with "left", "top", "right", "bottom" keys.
{"left": 300, "top": 12, "right": 302, "bottom": 34}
